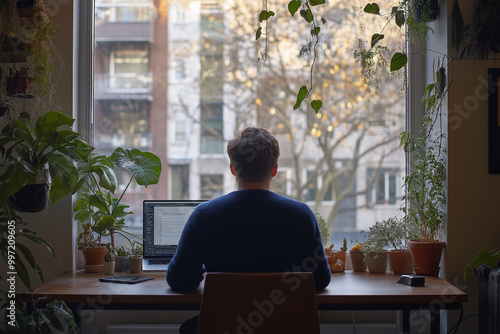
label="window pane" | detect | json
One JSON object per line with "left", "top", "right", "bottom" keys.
{"left": 200, "top": 175, "right": 223, "bottom": 199}
{"left": 93, "top": 0, "right": 406, "bottom": 246}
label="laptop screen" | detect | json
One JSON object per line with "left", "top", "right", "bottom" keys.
{"left": 143, "top": 200, "right": 204, "bottom": 258}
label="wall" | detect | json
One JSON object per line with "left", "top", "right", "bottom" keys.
{"left": 18, "top": 0, "right": 76, "bottom": 291}
{"left": 446, "top": 1, "right": 500, "bottom": 333}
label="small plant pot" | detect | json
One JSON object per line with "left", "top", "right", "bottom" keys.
{"left": 83, "top": 246, "right": 108, "bottom": 266}
{"left": 129, "top": 256, "right": 143, "bottom": 273}
{"left": 366, "top": 251, "right": 388, "bottom": 273}
{"left": 325, "top": 250, "right": 346, "bottom": 273}
{"left": 388, "top": 250, "right": 414, "bottom": 275}
{"left": 104, "top": 262, "right": 115, "bottom": 275}
{"left": 115, "top": 256, "right": 130, "bottom": 272}
{"left": 350, "top": 250, "right": 367, "bottom": 272}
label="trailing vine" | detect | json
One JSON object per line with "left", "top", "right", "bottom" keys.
{"left": 256, "top": 0, "right": 327, "bottom": 113}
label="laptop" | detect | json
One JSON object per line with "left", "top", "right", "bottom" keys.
{"left": 142, "top": 200, "right": 205, "bottom": 271}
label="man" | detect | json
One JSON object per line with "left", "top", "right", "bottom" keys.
{"left": 167, "top": 127, "right": 331, "bottom": 291}
{"left": 166, "top": 128, "right": 331, "bottom": 332}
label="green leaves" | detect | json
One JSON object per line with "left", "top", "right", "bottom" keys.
{"left": 110, "top": 147, "right": 162, "bottom": 187}
{"left": 311, "top": 100, "right": 322, "bottom": 113}
{"left": 255, "top": 27, "right": 262, "bottom": 40}
{"left": 371, "top": 33, "right": 384, "bottom": 48}
{"left": 258, "top": 10, "right": 275, "bottom": 22}
{"left": 312, "top": 26, "right": 321, "bottom": 36}
{"left": 394, "top": 9, "right": 405, "bottom": 28}
{"left": 364, "top": 3, "right": 380, "bottom": 15}
{"left": 288, "top": 0, "right": 301, "bottom": 16}
{"left": 464, "top": 249, "right": 500, "bottom": 281}
{"left": 390, "top": 52, "right": 407, "bottom": 71}
{"left": 309, "top": 0, "right": 326, "bottom": 6}
{"left": 399, "top": 131, "right": 410, "bottom": 149}
{"left": 293, "top": 86, "right": 309, "bottom": 110}
{"left": 300, "top": 9, "right": 313, "bottom": 23}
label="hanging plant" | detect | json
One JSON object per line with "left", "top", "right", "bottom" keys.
{"left": 255, "top": 0, "right": 328, "bottom": 113}
{"left": 451, "top": 0, "right": 500, "bottom": 58}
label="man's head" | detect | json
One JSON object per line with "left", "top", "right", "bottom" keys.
{"left": 227, "top": 127, "right": 280, "bottom": 184}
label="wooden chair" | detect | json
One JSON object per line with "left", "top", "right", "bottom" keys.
{"left": 196, "top": 272, "right": 321, "bottom": 334}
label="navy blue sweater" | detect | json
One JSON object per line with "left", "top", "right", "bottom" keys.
{"left": 166, "top": 189, "right": 331, "bottom": 292}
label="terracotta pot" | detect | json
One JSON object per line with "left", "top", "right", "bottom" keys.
{"left": 325, "top": 250, "right": 346, "bottom": 273}
{"left": 408, "top": 239, "right": 445, "bottom": 276}
{"left": 129, "top": 256, "right": 143, "bottom": 273}
{"left": 9, "top": 183, "right": 49, "bottom": 212}
{"left": 366, "top": 251, "right": 388, "bottom": 273}
{"left": 388, "top": 250, "right": 414, "bottom": 275}
{"left": 83, "top": 246, "right": 107, "bottom": 265}
{"left": 350, "top": 250, "right": 367, "bottom": 272}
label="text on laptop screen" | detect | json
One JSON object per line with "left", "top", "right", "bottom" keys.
{"left": 143, "top": 200, "right": 204, "bottom": 257}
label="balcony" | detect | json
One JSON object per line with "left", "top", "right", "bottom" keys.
{"left": 96, "top": 133, "right": 152, "bottom": 151}
{"left": 95, "top": 1, "right": 155, "bottom": 42}
{"left": 94, "top": 72, "right": 153, "bottom": 100}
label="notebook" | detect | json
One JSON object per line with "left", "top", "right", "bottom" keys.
{"left": 142, "top": 200, "right": 205, "bottom": 271}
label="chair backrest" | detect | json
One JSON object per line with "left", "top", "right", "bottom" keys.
{"left": 196, "top": 272, "right": 320, "bottom": 334}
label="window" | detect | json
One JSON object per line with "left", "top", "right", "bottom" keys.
{"left": 91, "top": 0, "right": 405, "bottom": 244}
{"left": 111, "top": 50, "right": 149, "bottom": 89}
{"left": 171, "top": 165, "right": 190, "bottom": 200}
{"left": 95, "top": 1, "right": 155, "bottom": 23}
{"left": 305, "top": 170, "right": 333, "bottom": 203}
{"left": 271, "top": 170, "right": 290, "bottom": 197}
{"left": 200, "top": 102, "right": 223, "bottom": 154}
{"left": 367, "top": 168, "right": 399, "bottom": 206}
{"left": 200, "top": 175, "right": 223, "bottom": 199}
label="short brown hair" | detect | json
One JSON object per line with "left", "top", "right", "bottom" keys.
{"left": 227, "top": 127, "right": 280, "bottom": 182}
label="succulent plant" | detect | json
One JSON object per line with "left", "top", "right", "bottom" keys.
{"left": 104, "top": 245, "right": 115, "bottom": 262}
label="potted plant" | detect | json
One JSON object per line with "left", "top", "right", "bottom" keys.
{"left": 76, "top": 221, "right": 108, "bottom": 273}
{"left": 384, "top": 216, "right": 415, "bottom": 275}
{"left": 129, "top": 241, "right": 143, "bottom": 273}
{"left": 326, "top": 237, "right": 348, "bottom": 273}
{"left": 316, "top": 212, "right": 346, "bottom": 273}
{"left": 401, "top": 134, "right": 446, "bottom": 276}
{"left": 115, "top": 245, "right": 131, "bottom": 272}
{"left": 73, "top": 146, "right": 161, "bottom": 267}
{"left": 104, "top": 245, "right": 116, "bottom": 275}
{"left": 0, "top": 110, "right": 93, "bottom": 212}
{"left": 359, "top": 221, "right": 390, "bottom": 273}
{"left": 350, "top": 243, "right": 367, "bottom": 272}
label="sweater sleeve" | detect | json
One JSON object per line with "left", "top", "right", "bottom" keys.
{"left": 166, "top": 209, "right": 206, "bottom": 292}
{"left": 309, "top": 211, "right": 331, "bottom": 291}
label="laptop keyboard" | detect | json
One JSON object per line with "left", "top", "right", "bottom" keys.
{"left": 148, "top": 259, "right": 171, "bottom": 265}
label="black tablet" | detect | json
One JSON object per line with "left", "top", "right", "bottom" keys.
{"left": 99, "top": 275, "right": 155, "bottom": 284}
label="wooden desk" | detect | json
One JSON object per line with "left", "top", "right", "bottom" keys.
{"left": 25, "top": 270, "right": 467, "bottom": 334}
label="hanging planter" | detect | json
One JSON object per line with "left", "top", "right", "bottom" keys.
{"left": 411, "top": 0, "right": 439, "bottom": 22}
{"left": 6, "top": 74, "right": 33, "bottom": 96}
{"left": 9, "top": 183, "right": 49, "bottom": 212}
